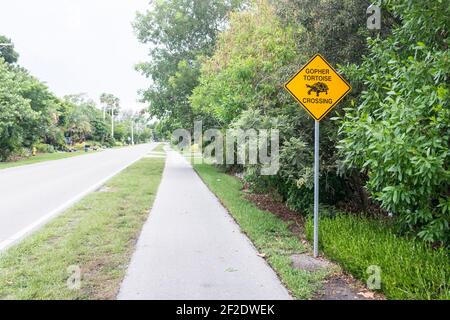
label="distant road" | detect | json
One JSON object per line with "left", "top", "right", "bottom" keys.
{"left": 0, "top": 143, "right": 157, "bottom": 251}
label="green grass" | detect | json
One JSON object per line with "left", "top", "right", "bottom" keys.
{"left": 193, "top": 163, "right": 331, "bottom": 299}
{"left": 0, "top": 151, "right": 95, "bottom": 170}
{"left": 152, "top": 143, "right": 166, "bottom": 153}
{"left": 305, "top": 215, "right": 450, "bottom": 300}
{"left": 0, "top": 155, "right": 165, "bottom": 299}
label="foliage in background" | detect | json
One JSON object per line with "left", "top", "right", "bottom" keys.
{"left": 0, "top": 35, "right": 19, "bottom": 64}
{"left": 0, "top": 58, "right": 37, "bottom": 160}
{"left": 191, "top": 0, "right": 296, "bottom": 125}
{"left": 134, "top": 0, "right": 243, "bottom": 133}
{"left": 338, "top": 0, "right": 450, "bottom": 244}
{"left": 191, "top": 0, "right": 378, "bottom": 213}
{"left": 0, "top": 40, "right": 154, "bottom": 162}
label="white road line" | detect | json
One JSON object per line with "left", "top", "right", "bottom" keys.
{"left": 0, "top": 144, "right": 156, "bottom": 252}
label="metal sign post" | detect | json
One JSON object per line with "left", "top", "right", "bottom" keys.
{"left": 284, "top": 54, "right": 351, "bottom": 258}
{"left": 313, "top": 120, "right": 319, "bottom": 257}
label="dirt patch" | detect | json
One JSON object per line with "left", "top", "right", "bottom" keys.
{"left": 315, "top": 273, "right": 384, "bottom": 300}
{"left": 81, "top": 256, "right": 122, "bottom": 300}
{"left": 291, "top": 253, "right": 330, "bottom": 272}
{"left": 244, "top": 190, "right": 383, "bottom": 300}
{"left": 244, "top": 193, "right": 304, "bottom": 234}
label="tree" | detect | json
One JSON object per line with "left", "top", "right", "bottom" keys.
{"left": 100, "top": 93, "right": 120, "bottom": 137}
{"left": 0, "top": 39, "right": 68, "bottom": 156}
{"left": 272, "top": 0, "right": 393, "bottom": 66}
{"left": 12, "top": 66, "right": 62, "bottom": 147}
{"left": 190, "top": 0, "right": 383, "bottom": 212}
{"left": 0, "top": 58, "right": 37, "bottom": 160}
{"left": 191, "top": 0, "right": 296, "bottom": 125}
{"left": 100, "top": 93, "right": 120, "bottom": 118}
{"left": 63, "top": 94, "right": 104, "bottom": 143}
{"left": 134, "top": 0, "right": 243, "bottom": 132}
{"left": 0, "top": 35, "right": 19, "bottom": 64}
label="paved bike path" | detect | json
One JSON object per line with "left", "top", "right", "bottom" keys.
{"left": 118, "top": 149, "right": 291, "bottom": 299}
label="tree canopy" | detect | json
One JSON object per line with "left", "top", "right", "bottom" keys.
{"left": 0, "top": 38, "right": 154, "bottom": 160}
{"left": 0, "top": 35, "right": 19, "bottom": 64}
{"left": 134, "top": 0, "right": 243, "bottom": 131}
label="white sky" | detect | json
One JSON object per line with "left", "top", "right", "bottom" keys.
{"left": 0, "top": 0, "right": 151, "bottom": 111}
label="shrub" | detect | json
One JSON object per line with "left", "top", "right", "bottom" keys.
{"left": 35, "top": 143, "right": 55, "bottom": 154}
{"left": 338, "top": 0, "right": 450, "bottom": 244}
{"left": 6, "top": 147, "right": 30, "bottom": 161}
{"left": 306, "top": 214, "right": 449, "bottom": 299}
{"left": 191, "top": 0, "right": 382, "bottom": 215}
{"left": 0, "top": 59, "right": 38, "bottom": 161}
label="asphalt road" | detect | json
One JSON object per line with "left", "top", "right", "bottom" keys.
{"left": 0, "top": 143, "right": 157, "bottom": 251}
{"left": 118, "top": 148, "right": 291, "bottom": 299}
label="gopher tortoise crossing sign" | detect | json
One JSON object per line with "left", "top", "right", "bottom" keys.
{"left": 284, "top": 54, "right": 351, "bottom": 121}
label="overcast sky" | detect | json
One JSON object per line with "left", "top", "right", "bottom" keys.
{"left": 0, "top": 0, "right": 151, "bottom": 111}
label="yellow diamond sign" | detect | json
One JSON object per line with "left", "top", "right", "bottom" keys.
{"left": 284, "top": 54, "right": 351, "bottom": 121}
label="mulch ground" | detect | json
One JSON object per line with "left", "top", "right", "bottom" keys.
{"left": 244, "top": 192, "right": 305, "bottom": 234}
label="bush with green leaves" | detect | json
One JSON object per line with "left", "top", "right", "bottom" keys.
{"left": 134, "top": 0, "right": 243, "bottom": 132}
{"left": 338, "top": 0, "right": 450, "bottom": 244}
{"left": 0, "top": 58, "right": 38, "bottom": 160}
{"left": 191, "top": 0, "right": 297, "bottom": 125}
{"left": 35, "top": 143, "right": 55, "bottom": 154}
{"left": 191, "top": 0, "right": 376, "bottom": 213}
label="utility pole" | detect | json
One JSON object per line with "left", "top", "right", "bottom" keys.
{"left": 131, "top": 121, "right": 134, "bottom": 145}
{"left": 111, "top": 105, "right": 114, "bottom": 138}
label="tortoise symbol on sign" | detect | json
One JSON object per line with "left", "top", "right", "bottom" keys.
{"left": 306, "top": 82, "right": 329, "bottom": 96}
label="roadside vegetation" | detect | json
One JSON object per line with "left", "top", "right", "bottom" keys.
{"left": 0, "top": 152, "right": 165, "bottom": 299}
{"left": 305, "top": 215, "right": 449, "bottom": 300}
{"left": 0, "top": 36, "right": 155, "bottom": 164}
{"left": 138, "top": 0, "right": 449, "bottom": 299}
{"left": 0, "top": 0, "right": 447, "bottom": 301}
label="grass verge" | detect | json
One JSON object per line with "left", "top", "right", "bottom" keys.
{"left": 0, "top": 154, "right": 165, "bottom": 299}
{"left": 305, "top": 215, "right": 449, "bottom": 299}
{"left": 193, "top": 163, "right": 330, "bottom": 299}
{"left": 152, "top": 143, "right": 166, "bottom": 153}
{"left": 0, "top": 151, "right": 94, "bottom": 170}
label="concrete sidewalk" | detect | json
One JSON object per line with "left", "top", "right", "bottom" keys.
{"left": 118, "top": 148, "right": 291, "bottom": 300}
